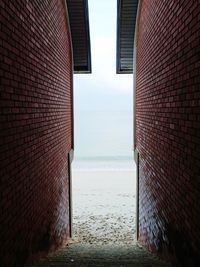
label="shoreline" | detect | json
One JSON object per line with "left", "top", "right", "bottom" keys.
{"left": 72, "top": 159, "right": 136, "bottom": 172}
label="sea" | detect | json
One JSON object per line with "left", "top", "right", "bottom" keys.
{"left": 72, "top": 110, "right": 135, "bottom": 171}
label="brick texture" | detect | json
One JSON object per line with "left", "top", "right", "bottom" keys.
{"left": 0, "top": 0, "right": 73, "bottom": 266}
{"left": 135, "top": 0, "right": 200, "bottom": 265}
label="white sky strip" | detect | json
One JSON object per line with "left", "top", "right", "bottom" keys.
{"left": 74, "top": 0, "right": 132, "bottom": 111}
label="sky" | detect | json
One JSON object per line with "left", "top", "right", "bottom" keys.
{"left": 74, "top": 0, "right": 133, "bottom": 112}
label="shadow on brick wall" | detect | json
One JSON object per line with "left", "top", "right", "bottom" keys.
{"left": 157, "top": 222, "right": 200, "bottom": 267}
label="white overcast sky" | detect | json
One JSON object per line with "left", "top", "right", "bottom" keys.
{"left": 74, "top": 0, "right": 133, "bottom": 111}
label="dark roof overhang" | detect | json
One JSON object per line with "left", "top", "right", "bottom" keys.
{"left": 116, "top": 0, "right": 138, "bottom": 74}
{"left": 67, "top": 0, "right": 91, "bottom": 73}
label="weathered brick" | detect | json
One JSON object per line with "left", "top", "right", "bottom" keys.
{"left": 136, "top": 0, "right": 200, "bottom": 264}
{"left": 0, "top": 0, "right": 73, "bottom": 266}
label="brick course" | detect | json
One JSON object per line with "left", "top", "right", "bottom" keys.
{"left": 0, "top": 0, "right": 73, "bottom": 266}
{"left": 135, "top": 0, "right": 200, "bottom": 264}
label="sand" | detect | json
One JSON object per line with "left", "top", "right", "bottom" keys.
{"left": 71, "top": 166, "right": 136, "bottom": 246}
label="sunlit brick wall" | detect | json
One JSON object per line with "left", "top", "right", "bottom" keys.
{"left": 135, "top": 0, "right": 200, "bottom": 264}
{"left": 0, "top": 1, "right": 73, "bottom": 266}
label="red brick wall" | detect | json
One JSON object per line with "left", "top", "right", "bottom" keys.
{"left": 135, "top": 0, "right": 200, "bottom": 264}
{"left": 0, "top": 0, "right": 73, "bottom": 266}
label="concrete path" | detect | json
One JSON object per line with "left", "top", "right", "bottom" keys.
{"left": 31, "top": 241, "right": 171, "bottom": 267}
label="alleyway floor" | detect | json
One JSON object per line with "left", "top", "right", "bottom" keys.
{"left": 31, "top": 241, "right": 171, "bottom": 267}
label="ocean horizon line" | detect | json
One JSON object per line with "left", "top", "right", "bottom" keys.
{"left": 72, "top": 168, "right": 135, "bottom": 172}
{"left": 73, "top": 156, "right": 133, "bottom": 161}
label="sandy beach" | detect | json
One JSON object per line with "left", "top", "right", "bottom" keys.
{"left": 71, "top": 165, "right": 136, "bottom": 246}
